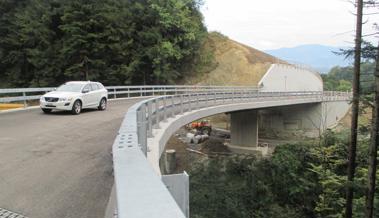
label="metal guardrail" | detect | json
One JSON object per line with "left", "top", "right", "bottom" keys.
{"left": 0, "top": 85, "right": 258, "bottom": 106}
{"left": 110, "top": 89, "right": 352, "bottom": 218}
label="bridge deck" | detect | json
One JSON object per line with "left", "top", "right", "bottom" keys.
{"left": 0, "top": 99, "right": 140, "bottom": 218}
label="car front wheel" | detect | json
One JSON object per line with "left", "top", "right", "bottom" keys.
{"left": 98, "top": 98, "right": 107, "bottom": 110}
{"left": 42, "top": 108, "right": 52, "bottom": 114}
{"left": 71, "top": 100, "right": 82, "bottom": 115}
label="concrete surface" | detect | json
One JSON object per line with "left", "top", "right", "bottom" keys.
{"left": 230, "top": 110, "right": 258, "bottom": 147}
{"left": 259, "top": 101, "right": 351, "bottom": 138}
{"left": 161, "top": 172, "right": 189, "bottom": 218}
{"left": 258, "top": 64, "right": 323, "bottom": 92}
{"left": 0, "top": 99, "right": 141, "bottom": 218}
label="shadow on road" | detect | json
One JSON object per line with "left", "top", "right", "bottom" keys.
{"left": 41, "top": 108, "right": 101, "bottom": 116}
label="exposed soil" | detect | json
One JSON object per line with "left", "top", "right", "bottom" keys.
{"left": 164, "top": 133, "right": 196, "bottom": 173}
{"left": 200, "top": 138, "right": 230, "bottom": 154}
{"left": 183, "top": 32, "right": 284, "bottom": 86}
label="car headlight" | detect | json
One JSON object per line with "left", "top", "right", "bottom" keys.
{"left": 59, "top": 98, "right": 70, "bottom": 102}
{"left": 40, "top": 96, "right": 44, "bottom": 102}
{"left": 59, "top": 97, "right": 73, "bottom": 102}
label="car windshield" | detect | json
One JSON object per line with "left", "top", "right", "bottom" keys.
{"left": 56, "top": 83, "right": 84, "bottom": 92}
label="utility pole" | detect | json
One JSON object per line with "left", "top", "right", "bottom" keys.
{"left": 365, "top": 41, "right": 379, "bottom": 218}
{"left": 346, "top": 0, "right": 363, "bottom": 217}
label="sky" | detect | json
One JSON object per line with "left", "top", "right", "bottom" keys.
{"left": 201, "top": 0, "right": 379, "bottom": 50}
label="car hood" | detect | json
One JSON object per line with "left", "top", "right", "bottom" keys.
{"left": 43, "top": 91, "right": 81, "bottom": 98}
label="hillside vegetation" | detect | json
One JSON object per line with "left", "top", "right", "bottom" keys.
{"left": 322, "top": 62, "right": 375, "bottom": 94}
{"left": 0, "top": 0, "right": 281, "bottom": 88}
{"left": 0, "top": 0, "right": 206, "bottom": 87}
{"left": 183, "top": 32, "right": 280, "bottom": 86}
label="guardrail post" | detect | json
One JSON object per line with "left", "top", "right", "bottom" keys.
{"left": 138, "top": 104, "right": 148, "bottom": 155}
{"left": 128, "top": 88, "right": 130, "bottom": 98}
{"left": 155, "top": 98, "right": 160, "bottom": 129}
{"left": 170, "top": 96, "right": 175, "bottom": 117}
{"left": 147, "top": 101, "right": 153, "bottom": 137}
{"left": 163, "top": 97, "right": 167, "bottom": 122}
{"left": 188, "top": 95, "right": 192, "bottom": 111}
{"left": 206, "top": 92, "right": 209, "bottom": 106}
{"left": 153, "top": 87, "right": 155, "bottom": 96}
{"left": 180, "top": 95, "right": 184, "bottom": 114}
{"left": 22, "top": 92, "right": 27, "bottom": 107}
{"left": 140, "top": 87, "right": 143, "bottom": 97}
{"left": 113, "top": 88, "right": 117, "bottom": 99}
{"left": 196, "top": 93, "right": 199, "bottom": 110}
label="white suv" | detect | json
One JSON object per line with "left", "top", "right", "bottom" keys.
{"left": 40, "top": 81, "right": 108, "bottom": 115}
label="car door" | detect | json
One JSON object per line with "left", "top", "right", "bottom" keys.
{"left": 90, "top": 83, "right": 101, "bottom": 104}
{"left": 81, "top": 84, "right": 93, "bottom": 107}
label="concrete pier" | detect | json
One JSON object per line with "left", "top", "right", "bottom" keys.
{"left": 229, "top": 110, "right": 259, "bottom": 152}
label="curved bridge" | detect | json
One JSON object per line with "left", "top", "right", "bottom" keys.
{"left": 0, "top": 85, "right": 351, "bottom": 218}
{"left": 108, "top": 88, "right": 351, "bottom": 218}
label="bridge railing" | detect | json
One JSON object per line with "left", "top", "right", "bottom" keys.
{"left": 109, "top": 89, "right": 351, "bottom": 218}
{"left": 0, "top": 85, "right": 258, "bottom": 107}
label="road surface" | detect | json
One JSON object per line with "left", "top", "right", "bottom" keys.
{"left": 0, "top": 99, "right": 143, "bottom": 218}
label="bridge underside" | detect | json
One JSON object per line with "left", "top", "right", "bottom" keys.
{"left": 228, "top": 101, "right": 350, "bottom": 154}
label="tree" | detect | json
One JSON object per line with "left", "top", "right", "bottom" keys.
{"left": 346, "top": 1, "right": 363, "bottom": 217}
{"left": 0, "top": 0, "right": 207, "bottom": 87}
{"left": 365, "top": 41, "right": 379, "bottom": 218}
{"left": 58, "top": 0, "right": 134, "bottom": 84}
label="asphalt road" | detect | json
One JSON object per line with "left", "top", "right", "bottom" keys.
{"left": 0, "top": 99, "right": 143, "bottom": 218}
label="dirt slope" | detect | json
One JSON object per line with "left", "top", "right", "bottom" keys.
{"left": 184, "top": 32, "right": 283, "bottom": 86}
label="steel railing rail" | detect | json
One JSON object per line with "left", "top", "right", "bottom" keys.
{"left": 109, "top": 89, "right": 352, "bottom": 218}
{"left": 0, "top": 85, "right": 259, "bottom": 106}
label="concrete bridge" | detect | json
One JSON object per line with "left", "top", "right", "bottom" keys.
{"left": 0, "top": 64, "right": 351, "bottom": 218}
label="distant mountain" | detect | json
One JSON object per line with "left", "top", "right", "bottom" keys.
{"left": 265, "top": 44, "right": 351, "bottom": 73}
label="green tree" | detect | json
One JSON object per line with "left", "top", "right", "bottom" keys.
{"left": 59, "top": 0, "right": 134, "bottom": 84}
{"left": 0, "top": 0, "right": 207, "bottom": 87}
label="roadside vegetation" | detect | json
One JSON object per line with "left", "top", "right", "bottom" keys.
{"left": 189, "top": 129, "right": 379, "bottom": 218}
{"left": 0, "top": 0, "right": 206, "bottom": 87}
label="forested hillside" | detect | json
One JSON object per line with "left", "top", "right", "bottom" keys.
{"left": 0, "top": 0, "right": 206, "bottom": 87}
{"left": 322, "top": 62, "right": 375, "bottom": 94}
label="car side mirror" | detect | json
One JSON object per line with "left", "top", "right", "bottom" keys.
{"left": 82, "top": 89, "right": 89, "bottom": 94}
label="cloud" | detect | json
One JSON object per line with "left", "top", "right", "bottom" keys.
{"left": 201, "top": 0, "right": 378, "bottom": 50}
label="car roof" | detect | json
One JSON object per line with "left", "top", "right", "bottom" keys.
{"left": 65, "top": 81, "right": 101, "bottom": 85}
